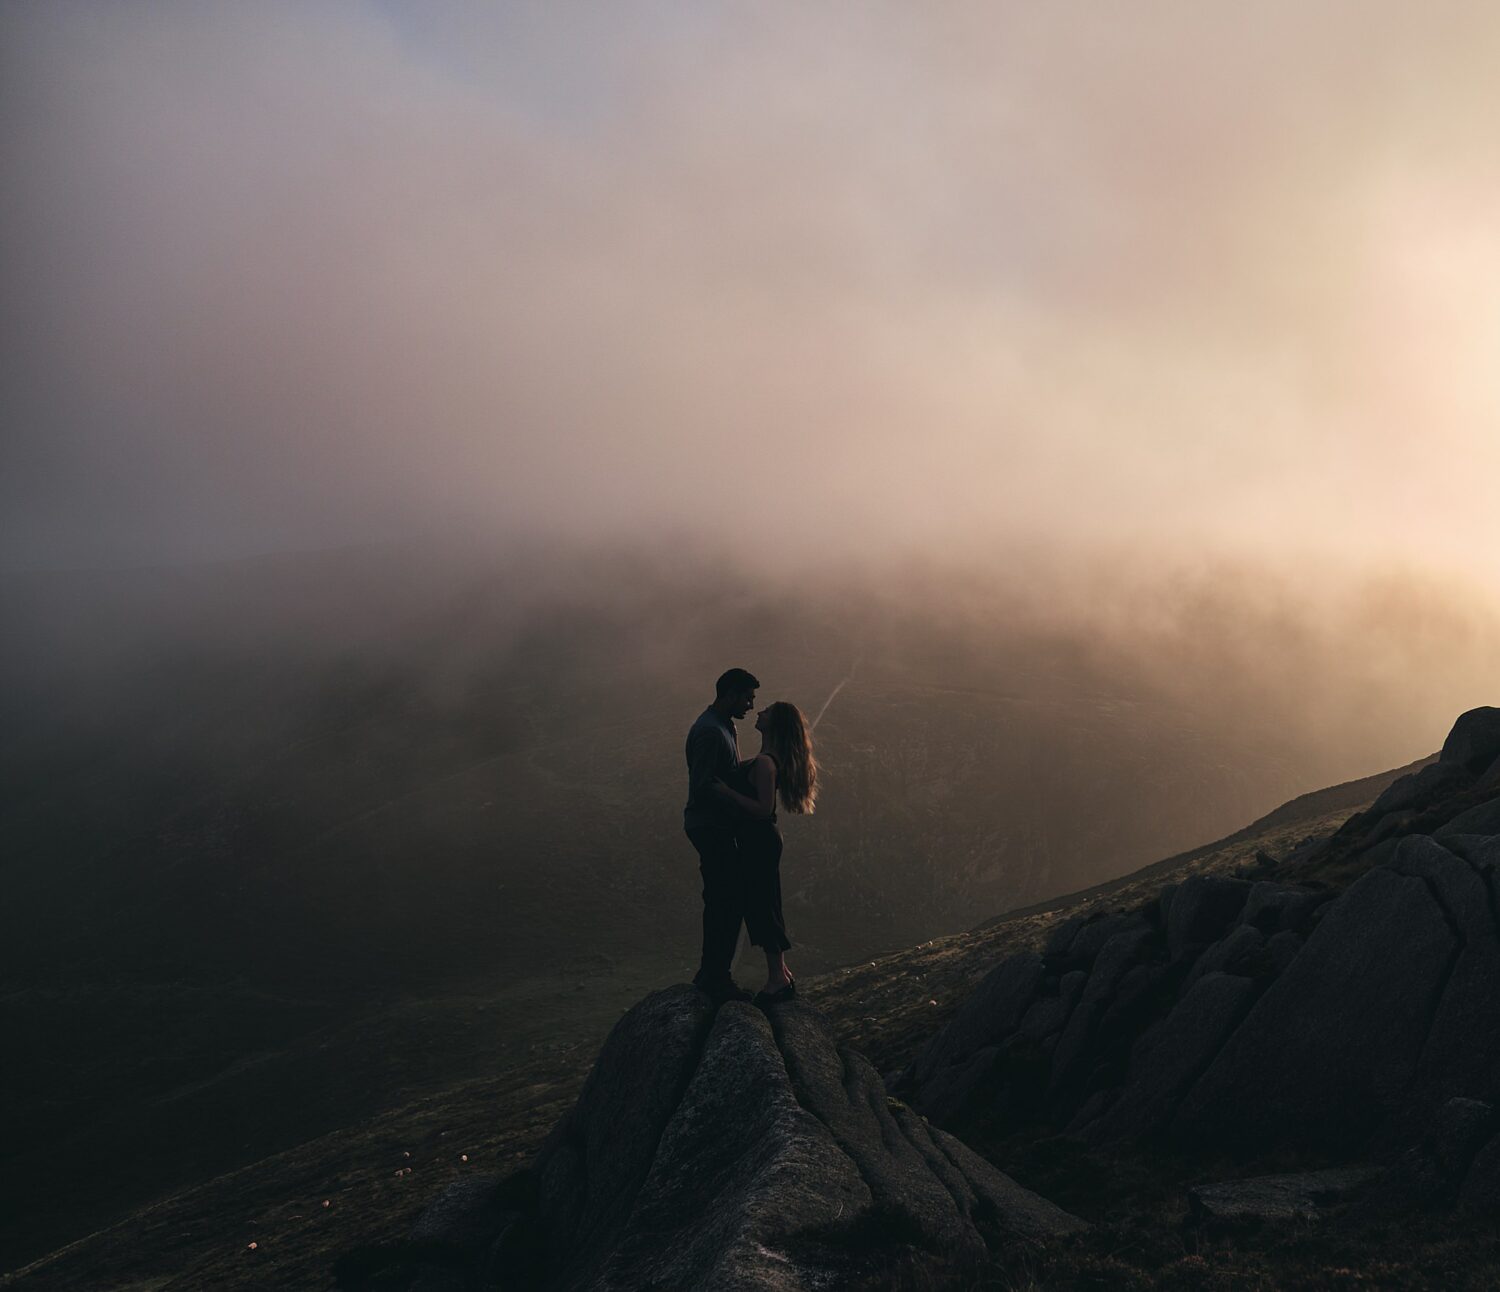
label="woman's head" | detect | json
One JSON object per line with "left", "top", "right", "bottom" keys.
{"left": 754, "top": 701, "right": 818, "bottom": 814}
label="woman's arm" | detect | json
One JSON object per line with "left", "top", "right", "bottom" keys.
{"left": 715, "top": 755, "right": 777, "bottom": 819}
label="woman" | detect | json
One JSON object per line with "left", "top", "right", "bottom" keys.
{"left": 714, "top": 700, "right": 818, "bottom": 1006}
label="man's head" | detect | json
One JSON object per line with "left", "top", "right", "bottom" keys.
{"left": 714, "top": 667, "right": 760, "bottom": 719}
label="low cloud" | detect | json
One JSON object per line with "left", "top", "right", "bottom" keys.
{"left": 3, "top": 1, "right": 1498, "bottom": 589}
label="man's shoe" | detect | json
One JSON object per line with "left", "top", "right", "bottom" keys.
{"left": 753, "top": 980, "right": 797, "bottom": 1007}
{"left": 693, "top": 976, "right": 753, "bottom": 1004}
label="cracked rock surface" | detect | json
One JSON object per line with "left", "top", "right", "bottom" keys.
{"left": 367, "top": 987, "right": 1084, "bottom": 1292}
{"left": 531, "top": 988, "right": 1084, "bottom": 1291}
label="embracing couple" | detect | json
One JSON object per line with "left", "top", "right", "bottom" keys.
{"left": 684, "top": 668, "right": 818, "bottom": 1006}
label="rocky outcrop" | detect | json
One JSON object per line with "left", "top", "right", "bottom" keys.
{"left": 900, "top": 952, "right": 1046, "bottom": 1125}
{"left": 1164, "top": 875, "right": 1252, "bottom": 959}
{"left": 346, "top": 987, "right": 1084, "bottom": 1291}
{"left": 1441, "top": 707, "right": 1500, "bottom": 773}
{"left": 892, "top": 874, "right": 1317, "bottom": 1145}
{"left": 1089, "top": 972, "right": 1257, "bottom": 1143}
{"left": 1186, "top": 1166, "right": 1381, "bottom": 1226}
{"left": 1457, "top": 1105, "right": 1500, "bottom": 1212}
{"left": 1170, "top": 846, "right": 1461, "bottom": 1153}
{"left": 1385, "top": 1096, "right": 1500, "bottom": 1208}
{"left": 1282, "top": 705, "right": 1500, "bottom": 880}
{"left": 893, "top": 707, "right": 1500, "bottom": 1183}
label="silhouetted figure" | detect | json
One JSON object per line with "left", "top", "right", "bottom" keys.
{"left": 715, "top": 700, "right": 819, "bottom": 1005}
{"left": 684, "top": 668, "right": 760, "bottom": 1003}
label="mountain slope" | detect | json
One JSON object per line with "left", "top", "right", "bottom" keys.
{"left": 1, "top": 744, "right": 1429, "bottom": 1290}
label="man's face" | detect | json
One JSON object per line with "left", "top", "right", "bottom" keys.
{"left": 729, "top": 688, "right": 756, "bottom": 719}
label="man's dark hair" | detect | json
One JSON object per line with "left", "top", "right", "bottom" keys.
{"left": 715, "top": 667, "right": 760, "bottom": 698}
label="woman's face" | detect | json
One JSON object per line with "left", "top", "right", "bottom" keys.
{"left": 754, "top": 707, "right": 770, "bottom": 734}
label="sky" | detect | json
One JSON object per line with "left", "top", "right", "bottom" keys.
{"left": 3, "top": 1, "right": 1499, "bottom": 587}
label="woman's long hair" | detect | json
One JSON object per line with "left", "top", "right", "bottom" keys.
{"left": 763, "top": 701, "right": 818, "bottom": 814}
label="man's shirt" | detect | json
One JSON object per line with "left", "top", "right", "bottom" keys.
{"left": 684, "top": 706, "right": 739, "bottom": 830}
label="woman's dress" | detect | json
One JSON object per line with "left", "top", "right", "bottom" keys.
{"left": 735, "top": 755, "right": 791, "bottom": 952}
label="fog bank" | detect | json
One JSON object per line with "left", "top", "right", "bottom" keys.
{"left": 4, "top": 2, "right": 1499, "bottom": 586}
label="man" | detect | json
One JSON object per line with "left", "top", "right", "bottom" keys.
{"left": 684, "top": 667, "right": 759, "bottom": 1003}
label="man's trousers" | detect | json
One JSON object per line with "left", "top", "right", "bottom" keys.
{"left": 685, "top": 824, "right": 744, "bottom": 983}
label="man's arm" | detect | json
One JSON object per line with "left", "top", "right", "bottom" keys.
{"left": 716, "top": 754, "right": 776, "bottom": 819}
{"left": 686, "top": 726, "right": 726, "bottom": 806}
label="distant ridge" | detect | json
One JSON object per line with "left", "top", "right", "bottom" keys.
{"left": 975, "top": 753, "right": 1433, "bottom": 930}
